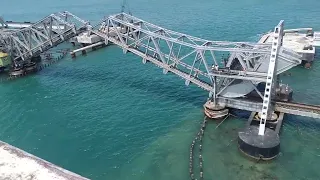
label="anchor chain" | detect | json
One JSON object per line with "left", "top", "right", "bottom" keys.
{"left": 189, "top": 117, "right": 207, "bottom": 180}
{"left": 189, "top": 114, "right": 229, "bottom": 180}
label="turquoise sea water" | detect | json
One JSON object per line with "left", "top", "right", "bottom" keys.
{"left": 1, "top": 0, "right": 320, "bottom": 179}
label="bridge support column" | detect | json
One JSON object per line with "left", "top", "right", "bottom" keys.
{"left": 237, "top": 20, "right": 283, "bottom": 161}
{"left": 238, "top": 125, "right": 280, "bottom": 161}
{"left": 24, "top": 62, "right": 38, "bottom": 74}
{"left": 237, "top": 111, "right": 282, "bottom": 161}
{"left": 104, "top": 38, "right": 109, "bottom": 46}
{"left": 203, "top": 99, "right": 229, "bottom": 120}
{"left": 142, "top": 58, "right": 148, "bottom": 64}
{"left": 163, "top": 69, "right": 168, "bottom": 74}
{"left": 304, "top": 62, "right": 312, "bottom": 69}
{"left": 31, "top": 56, "right": 41, "bottom": 63}
{"left": 8, "top": 67, "right": 25, "bottom": 77}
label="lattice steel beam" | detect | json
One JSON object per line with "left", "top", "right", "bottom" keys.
{"left": 0, "top": 12, "right": 89, "bottom": 65}
{"left": 91, "top": 13, "right": 301, "bottom": 105}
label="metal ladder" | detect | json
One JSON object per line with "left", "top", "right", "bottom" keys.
{"left": 258, "top": 20, "right": 284, "bottom": 135}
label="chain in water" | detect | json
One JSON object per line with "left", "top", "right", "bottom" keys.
{"left": 189, "top": 114, "right": 229, "bottom": 180}
{"left": 189, "top": 117, "right": 207, "bottom": 180}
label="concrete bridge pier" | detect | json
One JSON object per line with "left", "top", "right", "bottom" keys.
{"left": 82, "top": 50, "right": 87, "bottom": 56}
{"left": 238, "top": 111, "right": 284, "bottom": 161}
{"left": 203, "top": 99, "right": 229, "bottom": 120}
{"left": 70, "top": 42, "right": 104, "bottom": 58}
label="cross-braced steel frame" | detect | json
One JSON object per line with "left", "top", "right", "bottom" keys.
{"left": 91, "top": 13, "right": 301, "bottom": 135}
{"left": 0, "top": 11, "right": 89, "bottom": 65}
{"left": 0, "top": 12, "right": 303, "bottom": 136}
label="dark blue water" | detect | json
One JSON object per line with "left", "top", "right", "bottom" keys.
{"left": 1, "top": 0, "right": 320, "bottom": 179}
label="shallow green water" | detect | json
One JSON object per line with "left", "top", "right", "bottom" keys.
{"left": 1, "top": 0, "right": 320, "bottom": 179}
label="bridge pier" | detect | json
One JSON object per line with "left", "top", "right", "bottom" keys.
{"left": 31, "top": 55, "right": 41, "bottom": 63}
{"left": 163, "top": 69, "right": 168, "bottom": 74}
{"left": 24, "top": 62, "right": 38, "bottom": 74}
{"left": 9, "top": 67, "right": 25, "bottom": 77}
{"left": 9, "top": 61, "right": 39, "bottom": 78}
{"left": 303, "top": 61, "right": 312, "bottom": 69}
{"left": 142, "top": 58, "right": 148, "bottom": 64}
{"left": 203, "top": 99, "right": 229, "bottom": 120}
{"left": 238, "top": 111, "right": 284, "bottom": 161}
{"left": 238, "top": 125, "right": 280, "bottom": 161}
{"left": 70, "top": 42, "right": 104, "bottom": 58}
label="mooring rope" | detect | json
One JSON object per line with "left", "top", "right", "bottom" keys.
{"left": 189, "top": 114, "right": 230, "bottom": 180}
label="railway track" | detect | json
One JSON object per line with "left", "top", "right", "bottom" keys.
{"left": 276, "top": 101, "right": 320, "bottom": 111}
{"left": 275, "top": 101, "right": 320, "bottom": 119}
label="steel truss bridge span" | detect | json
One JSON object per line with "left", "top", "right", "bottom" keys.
{"left": 91, "top": 13, "right": 301, "bottom": 93}
{"left": 1, "top": 12, "right": 319, "bottom": 135}
{"left": 88, "top": 13, "right": 320, "bottom": 127}
{"left": 0, "top": 11, "right": 90, "bottom": 64}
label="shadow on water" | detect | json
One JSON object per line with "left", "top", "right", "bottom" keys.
{"left": 5, "top": 60, "right": 320, "bottom": 131}
{"left": 33, "top": 62, "right": 208, "bottom": 107}
{"left": 2, "top": 58, "right": 319, "bottom": 180}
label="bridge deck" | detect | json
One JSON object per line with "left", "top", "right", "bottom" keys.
{"left": 275, "top": 101, "right": 320, "bottom": 119}
{"left": 222, "top": 97, "right": 320, "bottom": 119}
{"left": 4, "top": 21, "right": 66, "bottom": 30}
{"left": 88, "top": 13, "right": 320, "bottom": 120}
{"left": 0, "top": 11, "right": 89, "bottom": 62}
{"left": 2, "top": 12, "right": 320, "bottom": 120}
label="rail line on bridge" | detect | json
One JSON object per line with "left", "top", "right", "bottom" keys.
{"left": 1, "top": 12, "right": 318, "bottom": 120}
{"left": 86, "top": 13, "right": 320, "bottom": 160}
{"left": 85, "top": 13, "right": 319, "bottom": 120}
{"left": 0, "top": 11, "right": 320, "bottom": 163}
{"left": 275, "top": 101, "right": 320, "bottom": 119}
{"left": 1, "top": 12, "right": 319, "bottom": 123}
{"left": 0, "top": 11, "right": 89, "bottom": 64}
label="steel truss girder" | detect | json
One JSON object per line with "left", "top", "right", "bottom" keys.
{"left": 0, "top": 11, "right": 89, "bottom": 64}
{"left": 92, "top": 13, "right": 301, "bottom": 104}
{"left": 107, "top": 13, "right": 272, "bottom": 53}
